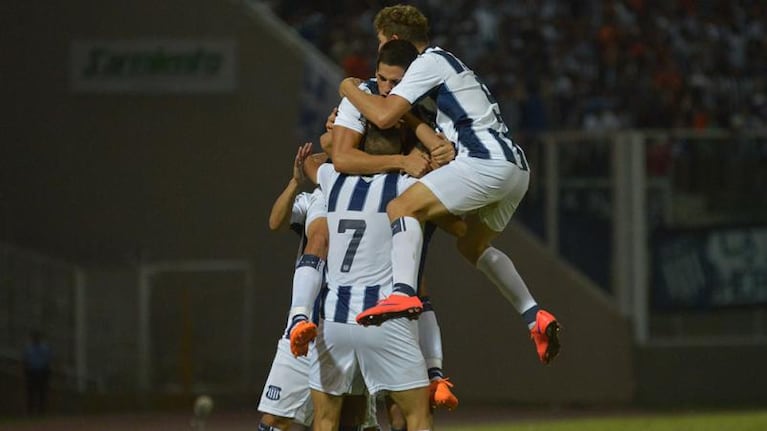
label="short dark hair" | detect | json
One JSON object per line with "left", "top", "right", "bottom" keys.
{"left": 377, "top": 39, "right": 419, "bottom": 70}
{"left": 363, "top": 123, "right": 404, "bottom": 156}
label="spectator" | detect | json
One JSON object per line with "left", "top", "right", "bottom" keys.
{"left": 269, "top": 0, "right": 767, "bottom": 132}
{"left": 23, "top": 330, "right": 52, "bottom": 416}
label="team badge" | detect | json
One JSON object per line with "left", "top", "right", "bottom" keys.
{"left": 266, "top": 385, "right": 282, "bottom": 400}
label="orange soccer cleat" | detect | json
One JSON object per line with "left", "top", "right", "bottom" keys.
{"left": 289, "top": 320, "right": 317, "bottom": 357}
{"left": 355, "top": 294, "right": 423, "bottom": 326}
{"left": 429, "top": 378, "right": 458, "bottom": 410}
{"left": 530, "top": 309, "right": 561, "bottom": 365}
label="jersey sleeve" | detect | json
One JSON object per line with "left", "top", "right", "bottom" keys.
{"left": 316, "top": 163, "right": 336, "bottom": 194}
{"left": 333, "top": 82, "right": 373, "bottom": 135}
{"left": 290, "top": 193, "right": 310, "bottom": 226}
{"left": 389, "top": 54, "right": 444, "bottom": 104}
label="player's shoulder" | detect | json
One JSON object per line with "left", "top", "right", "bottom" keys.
{"left": 422, "top": 46, "right": 467, "bottom": 69}
{"left": 309, "top": 186, "right": 325, "bottom": 200}
{"left": 316, "top": 162, "right": 340, "bottom": 186}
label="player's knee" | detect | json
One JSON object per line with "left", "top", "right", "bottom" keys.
{"left": 386, "top": 197, "right": 408, "bottom": 221}
{"left": 387, "top": 196, "right": 427, "bottom": 223}
{"left": 456, "top": 235, "right": 488, "bottom": 265}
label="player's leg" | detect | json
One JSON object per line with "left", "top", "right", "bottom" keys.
{"left": 387, "top": 387, "right": 432, "bottom": 431}
{"left": 289, "top": 217, "right": 328, "bottom": 356}
{"left": 458, "top": 199, "right": 560, "bottom": 365}
{"left": 418, "top": 295, "right": 458, "bottom": 410}
{"left": 385, "top": 396, "right": 407, "bottom": 431}
{"left": 309, "top": 321, "right": 364, "bottom": 430}
{"left": 356, "top": 182, "right": 449, "bottom": 325}
{"left": 258, "top": 339, "right": 313, "bottom": 430}
{"left": 258, "top": 413, "right": 292, "bottom": 430}
{"left": 339, "top": 394, "right": 378, "bottom": 431}
{"left": 354, "top": 318, "right": 431, "bottom": 429}
{"left": 310, "top": 389, "right": 344, "bottom": 431}
{"left": 388, "top": 181, "right": 451, "bottom": 294}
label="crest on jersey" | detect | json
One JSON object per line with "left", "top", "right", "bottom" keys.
{"left": 266, "top": 385, "right": 282, "bottom": 400}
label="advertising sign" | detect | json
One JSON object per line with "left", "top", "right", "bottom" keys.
{"left": 70, "top": 39, "right": 237, "bottom": 93}
{"left": 652, "top": 226, "right": 767, "bottom": 309}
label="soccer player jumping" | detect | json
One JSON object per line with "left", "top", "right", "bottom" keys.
{"left": 340, "top": 4, "right": 561, "bottom": 365}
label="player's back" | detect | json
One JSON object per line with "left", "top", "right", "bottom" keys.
{"left": 316, "top": 163, "right": 415, "bottom": 324}
{"left": 389, "top": 46, "right": 527, "bottom": 169}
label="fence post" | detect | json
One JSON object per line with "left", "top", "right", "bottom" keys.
{"left": 74, "top": 268, "right": 87, "bottom": 392}
{"left": 137, "top": 266, "right": 151, "bottom": 392}
{"left": 630, "top": 132, "right": 649, "bottom": 344}
{"left": 612, "top": 133, "right": 632, "bottom": 317}
{"left": 544, "top": 136, "right": 559, "bottom": 254}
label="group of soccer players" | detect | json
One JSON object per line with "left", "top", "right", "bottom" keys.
{"left": 257, "top": 4, "right": 561, "bottom": 430}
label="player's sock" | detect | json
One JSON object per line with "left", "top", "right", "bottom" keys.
{"left": 257, "top": 423, "right": 283, "bottom": 431}
{"left": 390, "top": 217, "right": 422, "bottom": 296}
{"left": 287, "top": 254, "right": 325, "bottom": 322}
{"left": 417, "top": 302, "right": 444, "bottom": 375}
{"left": 428, "top": 366, "right": 444, "bottom": 381}
{"left": 476, "top": 246, "right": 538, "bottom": 324}
{"left": 523, "top": 304, "right": 541, "bottom": 330}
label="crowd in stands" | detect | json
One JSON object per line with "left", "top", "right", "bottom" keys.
{"left": 268, "top": 0, "right": 767, "bottom": 134}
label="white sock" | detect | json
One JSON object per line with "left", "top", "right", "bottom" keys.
{"left": 390, "top": 217, "right": 422, "bottom": 296}
{"left": 418, "top": 309, "right": 443, "bottom": 371}
{"left": 476, "top": 247, "right": 538, "bottom": 321}
{"left": 287, "top": 255, "right": 324, "bottom": 322}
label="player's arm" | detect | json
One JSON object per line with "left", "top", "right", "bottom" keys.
{"left": 302, "top": 150, "right": 328, "bottom": 185}
{"left": 339, "top": 78, "right": 411, "bottom": 129}
{"left": 331, "top": 125, "right": 412, "bottom": 174}
{"left": 268, "top": 143, "right": 312, "bottom": 231}
{"left": 331, "top": 94, "right": 429, "bottom": 177}
{"left": 402, "top": 112, "right": 455, "bottom": 166}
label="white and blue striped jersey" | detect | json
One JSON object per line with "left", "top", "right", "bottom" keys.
{"left": 389, "top": 46, "right": 528, "bottom": 169}
{"left": 334, "top": 79, "right": 380, "bottom": 135}
{"left": 316, "top": 163, "right": 416, "bottom": 324}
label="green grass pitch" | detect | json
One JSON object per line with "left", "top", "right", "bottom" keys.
{"left": 439, "top": 410, "right": 767, "bottom": 431}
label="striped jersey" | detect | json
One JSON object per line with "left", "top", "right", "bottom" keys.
{"left": 389, "top": 46, "right": 528, "bottom": 169}
{"left": 316, "top": 163, "right": 416, "bottom": 324}
{"left": 334, "top": 78, "right": 379, "bottom": 135}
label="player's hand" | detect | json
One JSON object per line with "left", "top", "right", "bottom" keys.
{"left": 339, "top": 77, "right": 363, "bottom": 97}
{"left": 325, "top": 107, "right": 338, "bottom": 131}
{"left": 402, "top": 148, "right": 432, "bottom": 178}
{"left": 430, "top": 133, "right": 456, "bottom": 166}
{"left": 293, "top": 142, "right": 313, "bottom": 183}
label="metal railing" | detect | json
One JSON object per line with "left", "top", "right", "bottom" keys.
{"left": 521, "top": 129, "right": 767, "bottom": 345}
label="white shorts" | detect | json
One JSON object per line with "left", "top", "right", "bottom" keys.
{"left": 257, "top": 338, "right": 313, "bottom": 426}
{"left": 419, "top": 156, "right": 530, "bottom": 232}
{"left": 310, "top": 319, "right": 429, "bottom": 396}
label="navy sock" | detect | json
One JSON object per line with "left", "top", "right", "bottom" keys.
{"left": 428, "top": 367, "right": 444, "bottom": 380}
{"left": 522, "top": 304, "right": 540, "bottom": 327}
